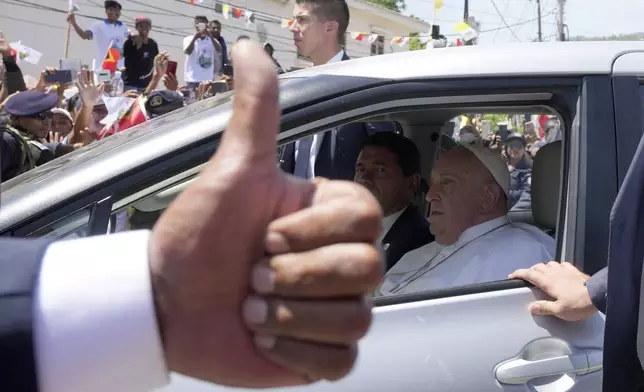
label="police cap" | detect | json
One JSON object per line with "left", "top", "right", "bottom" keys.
{"left": 4, "top": 91, "right": 59, "bottom": 117}
{"left": 145, "top": 90, "right": 184, "bottom": 117}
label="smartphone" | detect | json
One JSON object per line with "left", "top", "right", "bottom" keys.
{"left": 60, "top": 58, "right": 82, "bottom": 82}
{"left": 223, "top": 64, "right": 233, "bottom": 77}
{"left": 208, "top": 80, "right": 228, "bottom": 95}
{"left": 45, "top": 70, "right": 73, "bottom": 84}
{"left": 166, "top": 60, "right": 177, "bottom": 76}
{"left": 498, "top": 124, "right": 510, "bottom": 143}
{"left": 197, "top": 23, "right": 206, "bottom": 31}
{"left": 94, "top": 69, "right": 111, "bottom": 85}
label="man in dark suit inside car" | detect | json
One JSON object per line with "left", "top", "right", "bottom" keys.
{"left": 355, "top": 132, "right": 434, "bottom": 271}
{"left": 279, "top": 0, "right": 395, "bottom": 180}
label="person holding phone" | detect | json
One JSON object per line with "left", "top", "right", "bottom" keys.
{"left": 67, "top": 1, "right": 129, "bottom": 71}
{"left": 183, "top": 16, "right": 222, "bottom": 91}
{"left": 123, "top": 16, "right": 159, "bottom": 92}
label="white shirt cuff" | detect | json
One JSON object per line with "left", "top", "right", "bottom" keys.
{"left": 34, "top": 230, "right": 169, "bottom": 392}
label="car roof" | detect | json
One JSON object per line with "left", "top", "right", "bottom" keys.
{"left": 283, "top": 41, "right": 644, "bottom": 80}
{"left": 2, "top": 41, "right": 642, "bottom": 230}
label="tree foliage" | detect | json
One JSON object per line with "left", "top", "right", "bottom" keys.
{"left": 365, "top": 0, "right": 406, "bottom": 13}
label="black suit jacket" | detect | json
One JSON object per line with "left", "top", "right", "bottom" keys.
{"left": 381, "top": 206, "right": 434, "bottom": 271}
{"left": 0, "top": 238, "right": 52, "bottom": 391}
{"left": 279, "top": 52, "right": 397, "bottom": 180}
{"left": 601, "top": 128, "right": 644, "bottom": 390}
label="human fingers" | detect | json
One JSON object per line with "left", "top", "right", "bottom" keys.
{"left": 251, "top": 243, "right": 382, "bottom": 297}
{"left": 243, "top": 296, "right": 370, "bottom": 344}
{"left": 265, "top": 180, "right": 382, "bottom": 254}
{"left": 529, "top": 300, "right": 561, "bottom": 317}
{"left": 254, "top": 336, "right": 357, "bottom": 382}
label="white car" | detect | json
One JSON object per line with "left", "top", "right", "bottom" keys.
{"left": 4, "top": 41, "right": 643, "bottom": 391}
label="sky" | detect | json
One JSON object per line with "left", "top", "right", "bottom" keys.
{"left": 403, "top": 0, "right": 644, "bottom": 44}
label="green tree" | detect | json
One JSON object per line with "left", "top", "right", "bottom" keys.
{"left": 366, "top": 0, "right": 406, "bottom": 13}
{"left": 408, "top": 32, "right": 426, "bottom": 51}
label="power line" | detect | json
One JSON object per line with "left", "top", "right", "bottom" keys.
{"left": 489, "top": 0, "right": 522, "bottom": 42}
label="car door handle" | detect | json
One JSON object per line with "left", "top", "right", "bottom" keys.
{"left": 495, "top": 350, "right": 603, "bottom": 385}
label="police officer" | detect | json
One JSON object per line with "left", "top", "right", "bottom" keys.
{"left": 144, "top": 90, "right": 185, "bottom": 118}
{"left": 1, "top": 91, "right": 76, "bottom": 182}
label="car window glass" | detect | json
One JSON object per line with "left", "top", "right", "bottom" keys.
{"left": 26, "top": 207, "right": 92, "bottom": 239}
{"left": 19, "top": 98, "right": 568, "bottom": 304}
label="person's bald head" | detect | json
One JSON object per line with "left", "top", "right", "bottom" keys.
{"left": 426, "top": 146, "right": 507, "bottom": 245}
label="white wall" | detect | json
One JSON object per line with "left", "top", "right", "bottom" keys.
{"left": 0, "top": 0, "right": 428, "bottom": 81}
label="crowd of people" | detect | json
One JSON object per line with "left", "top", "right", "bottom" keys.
{"left": 0, "top": 0, "right": 286, "bottom": 182}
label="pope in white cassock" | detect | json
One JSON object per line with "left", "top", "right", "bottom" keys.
{"left": 377, "top": 142, "right": 555, "bottom": 296}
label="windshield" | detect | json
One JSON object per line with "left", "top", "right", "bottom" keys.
{"left": 0, "top": 90, "right": 236, "bottom": 192}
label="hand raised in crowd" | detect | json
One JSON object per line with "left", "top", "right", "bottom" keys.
{"left": 122, "top": 90, "right": 139, "bottom": 99}
{"left": 47, "top": 131, "right": 64, "bottom": 144}
{"left": 66, "top": 13, "right": 76, "bottom": 24}
{"left": 509, "top": 262, "right": 596, "bottom": 322}
{"left": 149, "top": 40, "right": 383, "bottom": 387}
{"left": 130, "top": 29, "right": 144, "bottom": 49}
{"left": 76, "top": 70, "right": 104, "bottom": 107}
{"left": 35, "top": 67, "right": 58, "bottom": 92}
{"left": 153, "top": 52, "right": 170, "bottom": 76}
{"left": 0, "top": 37, "right": 11, "bottom": 57}
{"left": 163, "top": 73, "right": 179, "bottom": 91}
{"left": 196, "top": 81, "right": 213, "bottom": 101}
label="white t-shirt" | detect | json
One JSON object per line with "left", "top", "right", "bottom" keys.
{"left": 183, "top": 35, "right": 220, "bottom": 83}
{"left": 88, "top": 20, "right": 129, "bottom": 69}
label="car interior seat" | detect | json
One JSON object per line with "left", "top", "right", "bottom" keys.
{"left": 531, "top": 140, "right": 562, "bottom": 236}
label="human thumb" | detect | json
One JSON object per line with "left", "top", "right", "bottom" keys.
{"left": 529, "top": 300, "right": 559, "bottom": 317}
{"left": 213, "top": 40, "right": 279, "bottom": 166}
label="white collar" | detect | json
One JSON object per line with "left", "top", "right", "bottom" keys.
{"left": 327, "top": 50, "right": 345, "bottom": 64}
{"left": 383, "top": 207, "right": 407, "bottom": 230}
{"left": 444, "top": 215, "right": 511, "bottom": 249}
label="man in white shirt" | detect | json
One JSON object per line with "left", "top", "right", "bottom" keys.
{"left": 354, "top": 132, "right": 433, "bottom": 271}
{"left": 0, "top": 41, "right": 384, "bottom": 392}
{"left": 66, "top": 1, "right": 129, "bottom": 70}
{"left": 377, "top": 142, "right": 555, "bottom": 296}
{"left": 279, "top": 0, "right": 395, "bottom": 180}
{"left": 183, "top": 15, "right": 222, "bottom": 90}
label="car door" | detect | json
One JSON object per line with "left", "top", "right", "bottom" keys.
{"left": 156, "top": 77, "right": 613, "bottom": 392}
{"left": 611, "top": 51, "right": 644, "bottom": 185}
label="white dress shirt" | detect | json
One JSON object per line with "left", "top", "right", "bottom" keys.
{"left": 35, "top": 231, "right": 169, "bottom": 392}
{"left": 294, "top": 50, "right": 346, "bottom": 179}
{"left": 376, "top": 216, "right": 555, "bottom": 296}
{"left": 377, "top": 206, "right": 407, "bottom": 245}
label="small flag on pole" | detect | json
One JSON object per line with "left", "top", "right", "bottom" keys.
{"left": 101, "top": 39, "right": 121, "bottom": 72}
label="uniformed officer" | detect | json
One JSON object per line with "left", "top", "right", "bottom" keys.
{"left": 1, "top": 91, "right": 76, "bottom": 182}
{"left": 144, "top": 90, "right": 185, "bottom": 118}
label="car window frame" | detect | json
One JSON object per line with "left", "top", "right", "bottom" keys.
{"left": 8, "top": 76, "right": 617, "bottom": 306}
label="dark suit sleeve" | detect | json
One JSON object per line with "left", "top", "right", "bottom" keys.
{"left": 586, "top": 266, "right": 608, "bottom": 314}
{"left": 0, "top": 238, "right": 53, "bottom": 391}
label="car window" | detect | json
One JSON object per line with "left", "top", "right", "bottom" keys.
{"left": 16, "top": 88, "right": 572, "bottom": 305}
{"left": 95, "top": 105, "right": 565, "bottom": 300}
{"left": 26, "top": 207, "right": 92, "bottom": 238}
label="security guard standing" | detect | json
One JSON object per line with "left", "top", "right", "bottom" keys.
{"left": 1, "top": 91, "right": 75, "bottom": 182}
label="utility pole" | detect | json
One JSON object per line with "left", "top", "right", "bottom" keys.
{"left": 536, "top": 0, "right": 542, "bottom": 41}
{"left": 463, "top": 0, "right": 472, "bottom": 45}
{"left": 556, "top": 0, "right": 566, "bottom": 41}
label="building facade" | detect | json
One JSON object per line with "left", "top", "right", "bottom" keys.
{"left": 1, "top": 0, "right": 429, "bottom": 80}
